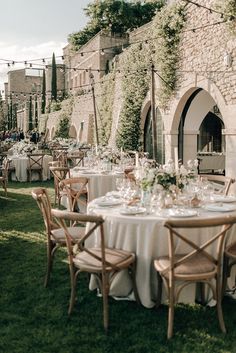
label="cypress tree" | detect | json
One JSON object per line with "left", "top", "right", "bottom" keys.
{"left": 28, "top": 95, "right": 33, "bottom": 131}
{"left": 41, "top": 69, "right": 46, "bottom": 113}
{"left": 51, "top": 52, "right": 57, "bottom": 101}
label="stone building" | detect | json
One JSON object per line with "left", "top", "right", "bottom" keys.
{"left": 44, "top": 0, "right": 236, "bottom": 183}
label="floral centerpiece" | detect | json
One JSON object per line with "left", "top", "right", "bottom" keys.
{"left": 138, "top": 159, "right": 198, "bottom": 192}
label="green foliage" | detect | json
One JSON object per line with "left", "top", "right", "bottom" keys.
{"left": 55, "top": 113, "right": 70, "bottom": 138}
{"left": 51, "top": 52, "right": 57, "bottom": 101}
{"left": 215, "top": 0, "right": 236, "bottom": 33}
{"left": 151, "top": 2, "right": 186, "bottom": 107}
{"left": 0, "top": 93, "right": 6, "bottom": 130}
{"left": 116, "top": 43, "right": 152, "bottom": 150}
{"left": 41, "top": 69, "right": 46, "bottom": 114}
{"left": 97, "top": 70, "right": 116, "bottom": 145}
{"left": 68, "top": 0, "right": 166, "bottom": 51}
{"left": 50, "top": 101, "right": 61, "bottom": 112}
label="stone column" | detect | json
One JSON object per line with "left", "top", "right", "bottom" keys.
{"left": 183, "top": 130, "right": 199, "bottom": 164}
{"left": 164, "top": 130, "right": 178, "bottom": 163}
{"left": 222, "top": 129, "right": 236, "bottom": 191}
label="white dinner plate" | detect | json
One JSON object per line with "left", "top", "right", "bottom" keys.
{"left": 119, "top": 207, "right": 146, "bottom": 215}
{"left": 79, "top": 170, "right": 96, "bottom": 174}
{"left": 204, "top": 203, "right": 236, "bottom": 212}
{"left": 212, "top": 195, "right": 236, "bottom": 203}
{"left": 95, "top": 199, "right": 123, "bottom": 207}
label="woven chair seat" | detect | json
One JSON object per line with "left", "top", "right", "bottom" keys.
{"left": 73, "top": 247, "right": 135, "bottom": 272}
{"left": 154, "top": 253, "right": 216, "bottom": 277}
{"left": 51, "top": 226, "right": 85, "bottom": 243}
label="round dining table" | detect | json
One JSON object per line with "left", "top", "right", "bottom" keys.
{"left": 86, "top": 195, "right": 236, "bottom": 308}
{"left": 70, "top": 167, "right": 124, "bottom": 201}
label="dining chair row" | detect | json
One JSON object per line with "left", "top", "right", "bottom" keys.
{"left": 31, "top": 187, "right": 236, "bottom": 338}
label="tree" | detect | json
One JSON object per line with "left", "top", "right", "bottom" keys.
{"left": 68, "top": 0, "right": 166, "bottom": 50}
{"left": 41, "top": 69, "right": 46, "bottom": 114}
{"left": 51, "top": 52, "right": 57, "bottom": 101}
{"left": 0, "top": 93, "right": 6, "bottom": 130}
{"left": 28, "top": 95, "right": 33, "bottom": 131}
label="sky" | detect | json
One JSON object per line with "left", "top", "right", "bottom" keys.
{"left": 0, "top": 0, "right": 91, "bottom": 91}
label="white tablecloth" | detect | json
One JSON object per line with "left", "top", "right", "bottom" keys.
{"left": 70, "top": 168, "right": 123, "bottom": 201}
{"left": 10, "top": 155, "right": 53, "bottom": 182}
{"left": 87, "top": 199, "right": 236, "bottom": 308}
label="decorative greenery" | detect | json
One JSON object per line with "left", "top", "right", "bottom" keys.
{"left": 116, "top": 43, "right": 152, "bottom": 150}
{"left": 50, "top": 101, "right": 61, "bottom": 112}
{"left": 68, "top": 0, "right": 165, "bottom": 51}
{"left": 97, "top": 70, "right": 116, "bottom": 145}
{"left": 55, "top": 113, "right": 70, "bottom": 138}
{"left": 151, "top": 2, "right": 186, "bottom": 107}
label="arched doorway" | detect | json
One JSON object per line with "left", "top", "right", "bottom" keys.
{"left": 198, "top": 112, "right": 224, "bottom": 153}
{"left": 144, "top": 107, "right": 165, "bottom": 163}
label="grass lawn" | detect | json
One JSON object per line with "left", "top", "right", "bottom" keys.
{"left": 0, "top": 181, "right": 236, "bottom": 353}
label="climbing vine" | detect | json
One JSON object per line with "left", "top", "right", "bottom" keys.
{"left": 115, "top": 2, "right": 186, "bottom": 149}
{"left": 151, "top": 2, "right": 186, "bottom": 107}
{"left": 97, "top": 70, "right": 116, "bottom": 145}
{"left": 116, "top": 43, "right": 152, "bottom": 150}
{"left": 215, "top": 0, "right": 236, "bottom": 33}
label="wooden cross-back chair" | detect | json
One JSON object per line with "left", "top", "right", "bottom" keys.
{"left": 27, "top": 154, "right": 44, "bottom": 182}
{"left": 59, "top": 177, "right": 88, "bottom": 213}
{"left": 52, "top": 149, "right": 68, "bottom": 167}
{"left": 51, "top": 209, "right": 140, "bottom": 331}
{"left": 199, "top": 174, "right": 235, "bottom": 196}
{"left": 154, "top": 215, "right": 236, "bottom": 339}
{"left": 0, "top": 158, "right": 9, "bottom": 195}
{"left": 49, "top": 165, "right": 70, "bottom": 205}
{"left": 67, "top": 151, "right": 85, "bottom": 168}
{"left": 31, "top": 188, "right": 85, "bottom": 287}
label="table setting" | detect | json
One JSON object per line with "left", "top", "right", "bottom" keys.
{"left": 85, "top": 158, "right": 236, "bottom": 308}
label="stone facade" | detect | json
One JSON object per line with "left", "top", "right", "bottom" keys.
{"left": 33, "top": 0, "right": 236, "bottom": 185}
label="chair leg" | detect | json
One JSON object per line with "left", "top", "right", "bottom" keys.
{"left": 102, "top": 273, "right": 110, "bottom": 332}
{"left": 222, "top": 256, "right": 229, "bottom": 298}
{"left": 44, "top": 242, "right": 56, "bottom": 287}
{"left": 216, "top": 274, "right": 226, "bottom": 333}
{"left": 167, "top": 283, "right": 175, "bottom": 339}
{"left": 156, "top": 272, "right": 163, "bottom": 308}
{"left": 199, "top": 282, "right": 206, "bottom": 305}
{"left": 68, "top": 271, "right": 77, "bottom": 315}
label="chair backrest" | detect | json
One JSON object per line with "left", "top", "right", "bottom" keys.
{"left": 52, "top": 149, "right": 68, "bottom": 167}
{"left": 199, "top": 174, "right": 235, "bottom": 196}
{"left": 67, "top": 151, "right": 85, "bottom": 168}
{"left": 59, "top": 177, "right": 88, "bottom": 212}
{"left": 164, "top": 216, "right": 236, "bottom": 279}
{"left": 51, "top": 209, "right": 120, "bottom": 271}
{"left": 31, "top": 188, "right": 54, "bottom": 236}
{"left": 28, "top": 154, "right": 44, "bottom": 169}
{"left": 49, "top": 162, "right": 70, "bottom": 195}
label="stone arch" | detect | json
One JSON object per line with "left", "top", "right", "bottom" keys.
{"left": 166, "top": 75, "right": 228, "bottom": 163}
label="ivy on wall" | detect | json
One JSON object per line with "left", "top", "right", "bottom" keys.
{"left": 97, "top": 70, "right": 116, "bottom": 145}
{"left": 54, "top": 96, "right": 74, "bottom": 138}
{"left": 151, "top": 2, "right": 186, "bottom": 107}
{"left": 215, "top": 0, "right": 236, "bottom": 33}
{"left": 114, "top": 2, "right": 186, "bottom": 150}
{"left": 116, "top": 43, "right": 152, "bottom": 150}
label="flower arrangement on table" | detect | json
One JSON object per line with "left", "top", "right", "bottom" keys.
{"left": 138, "top": 159, "right": 198, "bottom": 192}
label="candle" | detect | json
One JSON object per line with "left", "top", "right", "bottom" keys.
{"left": 95, "top": 144, "right": 98, "bottom": 155}
{"left": 135, "top": 152, "right": 139, "bottom": 168}
{"left": 174, "top": 147, "right": 178, "bottom": 172}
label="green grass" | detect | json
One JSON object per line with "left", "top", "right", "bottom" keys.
{"left": 0, "top": 181, "right": 236, "bottom": 353}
